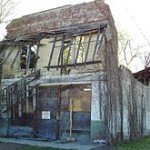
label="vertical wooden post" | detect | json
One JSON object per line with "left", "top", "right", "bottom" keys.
{"left": 75, "top": 36, "right": 82, "bottom": 66}
{"left": 69, "top": 98, "right": 73, "bottom": 139}
{"left": 25, "top": 45, "right": 31, "bottom": 74}
{"left": 56, "top": 35, "right": 66, "bottom": 139}
{"left": 84, "top": 33, "right": 92, "bottom": 66}
{"left": 57, "top": 35, "right": 65, "bottom": 70}
{"left": 93, "top": 28, "right": 101, "bottom": 60}
{"left": 33, "top": 88, "right": 37, "bottom": 111}
{"left": 26, "top": 80, "right": 29, "bottom": 115}
{"left": 56, "top": 85, "right": 62, "bottom": 140}
{"left": 66, "top": 37, "right": 73, "bottom": 65}
{"left": 48, "top": 37, "right": 56, "bottom": 70}
{"left": 34, "top": 42, "right": 40, "bottom": 71}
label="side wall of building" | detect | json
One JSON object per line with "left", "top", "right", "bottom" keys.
{"left": 118, "top": 66, "right": 150, "bottom": 141}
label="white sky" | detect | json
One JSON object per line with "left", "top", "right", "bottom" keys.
{"left": 2, "top": 0, "right": 150, "bottom": 72}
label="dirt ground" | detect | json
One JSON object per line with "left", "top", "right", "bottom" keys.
{"left": 0, "top": 143, "right": 25, "bottom": 150}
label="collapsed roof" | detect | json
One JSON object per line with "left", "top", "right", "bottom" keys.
{"left": 5, "top": 0, "right": 116, "bottom": 42}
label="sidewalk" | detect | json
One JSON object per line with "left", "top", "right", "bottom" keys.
{"left": 0, "top": 137, "right": 112, "bottom": 150}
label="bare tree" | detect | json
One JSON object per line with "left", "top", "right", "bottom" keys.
{"left": 118, "top": 30, "right": 142, "bottom": 69}
{"left": 0, "top": 0, "right": 15, "bottom": 117}
{"left": 140, "top": 51, "right": 150, "bottom": 68}
{"left": 0, "top": 0, "right": 16, "bottom": 24}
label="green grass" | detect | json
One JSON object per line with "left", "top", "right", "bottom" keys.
{"left": 117, "top": 136, "right": 150, "bottom": 150}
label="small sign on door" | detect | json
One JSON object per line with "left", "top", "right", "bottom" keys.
{"left": 42, "top": 111, "right": 50, "bottom": 119}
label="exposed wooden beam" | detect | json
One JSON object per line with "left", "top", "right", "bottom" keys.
{"left": 34, "top": 41, "right": 40, "bottom": 71}
{"left": 48, "top": 36, "right": 57, "bottom": 71}
{"left": 25, "top": 46, "right": 31, "bottom": 74}
{"left": 66, "top": 37, "right": 73, "bottom": 65}
{"left": 57, "top": 35, "right": 65, "bottom": 71}
{"left": 45, "top": 60, "right": 102, "bottom": 69}
{"left": 75, "top": 36, "right": 82, "bottom": 66}
{"left": 84, "top": 32, "right": 92, "bottom": 66}
{"left": 92, "top": 28, "right": 101, "bottom": 60}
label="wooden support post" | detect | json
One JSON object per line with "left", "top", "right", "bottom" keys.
{"left": 56, "top": 85, "right": 62, "bottom": 140}
{"left": 57, "top": 35, "right": 65, "bottom": 71}
{"left": 25, "top": 45, "right": 31, "bottom": 74}
{"left": 6, "top": 88, "right": 10, "bottom": 137}
{"left": 75, "top": 36, "right": 82, "bottom": 65}
{"left": 34, "top": 42, "right": 40, "bottom": 71}
{"left": 25, "top": 82, "right": 29, "bottom": 115}
{"left": 56, "top": 34, "right": 65, "bottom": 138}
{"left": 66, "top": 37, "right": 73, "bottom": 65}
{"left": 48, "top": 37, "right": 56, "bottom": 70}
{"left": 33, "top": 88, "right": 36, "bottom": 111}
{"left": 96, "top": 34, "right": 105, "bottom": 54}
{"left": 92, "top": 28, "right": 101, "bottom": 60}
{"left": 69, "top": 98, "right": 73, "bottom": 139}
{"left": 33, "top": 85, "right": 38, "bottom": 136}
{"left": 84, "top": 33, "right": 92, "bottom": 66}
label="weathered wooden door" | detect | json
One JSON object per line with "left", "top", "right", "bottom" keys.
{"left": 35, "top": 86, "right": 58, "bottom": 139}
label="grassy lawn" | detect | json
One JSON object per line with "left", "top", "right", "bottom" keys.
{"left": 117, "top": 136, "right": 150, "bottom": 150}
{"left": 22, "top": 146, "right": 75, "bottom": 150}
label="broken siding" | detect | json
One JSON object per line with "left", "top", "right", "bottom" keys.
{"left": 1, "top": 26, "right": 106, "bottom": 78}
{"left": 37, "top": 32, "right": 105, "bottom": 72}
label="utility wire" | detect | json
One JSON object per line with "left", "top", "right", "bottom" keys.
{"left": 120, "top": 0, "right": 150, "bottom": 48}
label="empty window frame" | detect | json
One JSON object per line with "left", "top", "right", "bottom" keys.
{"left": 47, "top": 29, "right": 105, "bottom": 70}
{"left": 20, "top": 45, "right": 38, "bottom": 69}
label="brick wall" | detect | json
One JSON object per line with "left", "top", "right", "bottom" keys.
{"left": 6, "top": 0, "right": 110, "bottom": 38}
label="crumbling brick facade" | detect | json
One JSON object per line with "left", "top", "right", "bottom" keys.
{"left": 6, "top": 0, "right": 111, "bottom": 39}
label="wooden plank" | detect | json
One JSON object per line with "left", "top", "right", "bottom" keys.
{"left": 48, "top": 36, "right": 57, "bottom": 70}
{"left": 75, "top": 36, "right": 82, "bottom": 66}
{"left": 66, "top": 37, "right": 73, "bottom": 65}
{"left": 45, "top": 60, "right": 102, "bottom": 68}
{"left": 10, "top": 45, "right": 21, "bottom": 69}
{"left": 92, "top": 28, "right": 101, "bottom": 60}
{"left": 25, "top": 45, "right": 31, "bottom": 73}
{"left": 57, "top": 35, "right": 65, "bottom": 71}
{"left": 84, "top": 33, "right": 92, "bottom": 66}
{"left": 34, "top": 41, "right": 40, "bottom": 71}
{"left": 96, "top": 34, "right": 105, "bottom": 55}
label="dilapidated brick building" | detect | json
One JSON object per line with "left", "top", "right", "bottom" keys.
{"left": 0, "top": 0, "right": 149, "bottom": 144}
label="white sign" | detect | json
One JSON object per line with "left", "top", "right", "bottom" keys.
{"left": 42, "top": 111, "right": 50, "bottom": 119}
